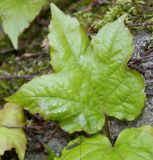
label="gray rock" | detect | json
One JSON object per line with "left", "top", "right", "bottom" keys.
{"left": 47, "top": 137, "right": 68, "bottom": 157}
{"left": 133, "top": 32, "right": 152, "bottom": 57}
{"left": 25, "top": 153, "right": 46, "bottom": 160}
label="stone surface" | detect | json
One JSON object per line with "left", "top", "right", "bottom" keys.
{"left": 48, "top": 137, "right": 68, "bottom": 157}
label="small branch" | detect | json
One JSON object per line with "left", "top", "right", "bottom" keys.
{"left": 17, "top": 52, "right": 44, "bottom": 60}
{"left": 90, "top": 1, "right": 152, "bottom": 8}
{"left": 0, "top": 75, "right": 36, "bottom": 81}
{"left": 0, "top": 125, "right": 24, "bottom": 129}
{"left": 127, "top": 23, "right": 153, "bottom": 27}
{"left": 0, "top": 125, "right": 43, "bottom": 130}
{"left": 142, "top": 48, "right": 153, "bottom": 57}
{"left": 130, "top": 49, "right": 153, "bottom": 64}
{"left": 128, "top": 63, "right": 145, "bottom": 74}
{"left": 0, "top": 48, "right": 16, "bottom": 54}
{"left": 131, "top": 54, "right": 153, "bottom": 63}
{"left": 104, "top": 115, "right": 113, "bottom": 145}
{"left": 43, "top": 126, "right": 59, "bottom": 143}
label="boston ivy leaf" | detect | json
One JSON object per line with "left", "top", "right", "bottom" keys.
{"left": 6, "top": 4, "right": 145, "bottom": 133}
{"left": 0, "top": 0, "right": 47, "bottom": 49}
{"left": 0, "top": 103, "right": 26, "bottom": 160}
{"left": 55, "top": 125, "right": 153, "bottom": 160}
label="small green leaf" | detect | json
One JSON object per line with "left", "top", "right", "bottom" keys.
{"left": 0, "top": 103, "right": 27, "bottom": 160}
{"left": 6, "top": 4, "right": 145, "bottom": 134}
{"left": 55, "top": 125, "right": 153, "bottom": 160}
{"left": 0, "top": 0, "right": 47, "bottom": 49}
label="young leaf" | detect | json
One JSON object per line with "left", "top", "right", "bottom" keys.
{"left": 0, "top": 0, "right": 47, "bottom": 49}
{"left": 0, "top": 103, "right": 27, "bottom": 160}
{"left": 55, "top": 125, "right": 153, "bottom": 160}
{"left": 6, "top": 4, "right": 145, "bottom": 134}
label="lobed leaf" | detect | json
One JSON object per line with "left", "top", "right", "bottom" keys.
{"left": 0, "top": 0, "right": 47, "bottom": 49}
{"left": 6, "top": 4, "right": 145, "bottom": 134}
{"left": 55, "top": 125, "right": 153, "bottom": 160}
{"left": 0, "top": 103, "right": 27, "bottom": 160}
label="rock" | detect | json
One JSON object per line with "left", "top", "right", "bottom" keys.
{"left": 25, "top": 153, "right": 46, "bottom": 160}
{"left": 47, "top": 137, "right": 68, "bottom": 157}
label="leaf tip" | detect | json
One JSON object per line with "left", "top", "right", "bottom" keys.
{"left": 12, "top": 41, "right": 18, "bottom": 50}
{"left": 50, "top": 3, "right": 64, "bottom": 19}
{"left": 3, "top": 26, "right": 18, "bottom": 49}
{"left": 50, "top": 3, "right": 59, "bottom": 13}
{"left": 50, "top": 2, "right": 56, "bottom": 9}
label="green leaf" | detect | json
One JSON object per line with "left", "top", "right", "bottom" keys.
{"left": 55, "top": 125, "right": 153, "bottom": 160}
{"left": 0, "top": 103, "right": 27, "bottom": 160}
{"left": 6, "top": 4, "right": 145, "bottom": 133}
{"left": 0, "top": 0, "right": 47, "bottom": 49}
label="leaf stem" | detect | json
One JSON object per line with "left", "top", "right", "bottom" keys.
{"left": 104, "top": 115, "right": 113, "bottom": 145}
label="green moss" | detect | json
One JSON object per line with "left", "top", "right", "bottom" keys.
{"left": 0, "top": 53, "right": 51, "bottom": 106}
{"left": 91, "top": 0, "right": 153, "bottom": 32}
{"left": 73, "top": 2, "right": 109, "bottom": 33}
{"left": 70, "top": 0, "right": 153, "bottom": 33}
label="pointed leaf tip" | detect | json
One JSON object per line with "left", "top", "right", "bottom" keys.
{"left": 50, "top": 3, "right": 64, "bottom": 18}
{"left": 50, "top": 3, "right": 57, "bottom": 10}
{"left": 50, "top": 3, "right": 61, "bottom": 13}
{"left": 12, "top": 38, "right": 18, "bottom": 50}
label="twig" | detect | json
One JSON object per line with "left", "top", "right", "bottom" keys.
{"left": 0, "top": 75, "right": 36, "bottom": 80}
{"left": 17, "top": 52, "right": 44, "bottom": 60}
{"left": 128, "top": 63, "right": 145, "bottom": 74}
{"left": 0, "top": 48, "right": 16, "bottom": 54}
{"left": 0, "top": 125, "right": 43, "bottom": 130}
{"left": 90, "top": 1, "right": 153, "bottom": 8}
{"left": 142, "top": 48, "right": 153, "bottom": 57}
{"left": 43, "top": 126, "right": 59, "bottom": 143}
{"left": 127, "top": 23, "right": 153, "bottom": 27}
{"left": 130, "top": 49, "right": 153, "bottom": 64}
{"left": 131, "top": 54, "right": 153, "bottom": 63}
